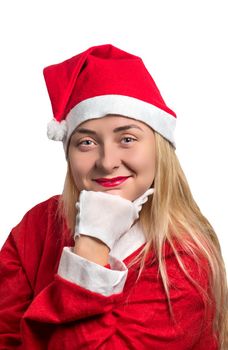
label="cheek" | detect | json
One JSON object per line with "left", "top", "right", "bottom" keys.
{"left": 130, "top": 147, "right": 155, "bottom": 175}
{"left": 69, "top": 153, "right": 92, "bottom": 185}
{"left": 145, "top": 149, "right": 156, "bottom": 173}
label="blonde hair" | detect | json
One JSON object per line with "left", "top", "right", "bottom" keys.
{"left": 59, "top": 131, "right": 228, "bottom": 348}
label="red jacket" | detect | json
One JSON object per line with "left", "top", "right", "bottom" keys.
{"left": 0, "top": 196, "right": 218, "bottom": 349}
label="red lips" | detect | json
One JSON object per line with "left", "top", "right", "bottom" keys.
{"left": 94, "top": 176, "right": 131, "bottom": 187}
{"left": 96, "top": 176, "right": 129, "bottom": 182}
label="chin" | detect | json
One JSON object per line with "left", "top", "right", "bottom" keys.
{"left": 104, "top": 188, "right": 134, "bottom": 201}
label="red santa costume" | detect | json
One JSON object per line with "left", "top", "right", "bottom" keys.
{"left": 0, "top": 44, "right": 218, "bottom": 349}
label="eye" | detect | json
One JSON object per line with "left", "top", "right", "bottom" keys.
{"left": 121, "top": 136, "right": 137, "bottom": 144}
{"left": 78, "top": 139, "right": 95, "bottom": 146}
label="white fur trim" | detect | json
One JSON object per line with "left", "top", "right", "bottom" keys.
{"left": 63, "top": 94, "right": 176, "bottom": 153}
{"left": 58, "top": 248, "right": 128, "bottom": 296}
{"left": 47, "top": 119, "right": 67, "bottom": 141}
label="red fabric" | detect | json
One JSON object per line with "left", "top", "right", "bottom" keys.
{"left": 0, "top": 196, "right": 218, "bottom": 349}
{"left": 43, "top": 44, "right": 176, "bottom": 122}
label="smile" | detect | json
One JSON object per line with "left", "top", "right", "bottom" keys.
{"left": 94, "top": 176, "right": 131, "bottom": 188}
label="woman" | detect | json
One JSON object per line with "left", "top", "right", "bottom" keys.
{"left": 0, "top": 44, "right": 227, "bottom": 349}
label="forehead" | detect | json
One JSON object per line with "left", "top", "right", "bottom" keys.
{"left": 76, "top": 114, "right": 152, "bottom": 132}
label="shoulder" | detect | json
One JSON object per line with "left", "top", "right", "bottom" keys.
{"left": 1, "top": 195, "right": 72, "bottom": 293}
{"left": 163, "top": 239, "right": 212, "bottom": 296}
{"left": 12, "top": 195, "right": 61, "bottom": 231}
{"left": 19, "top": 195, "right": 61, "bottom": 222}
{"left": 9, "top": 195, "right": 70, "bottom": 249}
{"left": 128, "top": 238, "right": 211, "bottom": 293}
{"left": 135, "top": 238, "right": 212, "bottom": 293}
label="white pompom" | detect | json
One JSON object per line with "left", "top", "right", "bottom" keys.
{"left": 47, "top": 119, "right": 67, "bottom": 141}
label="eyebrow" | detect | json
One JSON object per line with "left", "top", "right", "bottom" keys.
{"left": 74, "top": 124, "right": 143, "bottom": 135}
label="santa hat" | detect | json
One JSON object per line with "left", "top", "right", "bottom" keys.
{"left": 43, "top": 44, "right": 176, "bottom": 153}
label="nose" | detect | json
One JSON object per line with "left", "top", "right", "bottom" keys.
{"left": 95, "top": 143, "right": 121, "bottom": 173}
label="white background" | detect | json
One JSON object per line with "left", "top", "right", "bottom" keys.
{"left": 0, "top": 1, "right": 227, "bottom": 270}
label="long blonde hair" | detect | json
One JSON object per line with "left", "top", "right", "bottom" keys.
{"left": 59, "top": 131, "right": 227, "bottom": 348}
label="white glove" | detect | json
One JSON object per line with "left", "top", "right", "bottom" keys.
{"left": 74, "top": 188, "right": 154, "bottom": 250}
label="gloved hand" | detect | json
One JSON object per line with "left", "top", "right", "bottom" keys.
{"left": 74, "top": 188, "right": 154, "bottom": 250}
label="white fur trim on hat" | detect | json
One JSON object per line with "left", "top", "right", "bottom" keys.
{"left": 47, "top": 119, "right": 67, "bottom": 141}
{"left": 63, "top": 94, "right": 176, "bottom": 153}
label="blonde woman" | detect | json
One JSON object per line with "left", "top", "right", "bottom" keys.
{"left": 0, "top": 44, "right": 227, "bottom": 349}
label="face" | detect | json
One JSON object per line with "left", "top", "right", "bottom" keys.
{"left": 68, "top": 115, "right": 156, "bottom": 201}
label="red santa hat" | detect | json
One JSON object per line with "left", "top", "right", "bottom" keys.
{"left": 43, "top": 44, "right": 176, "bottom": 153}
